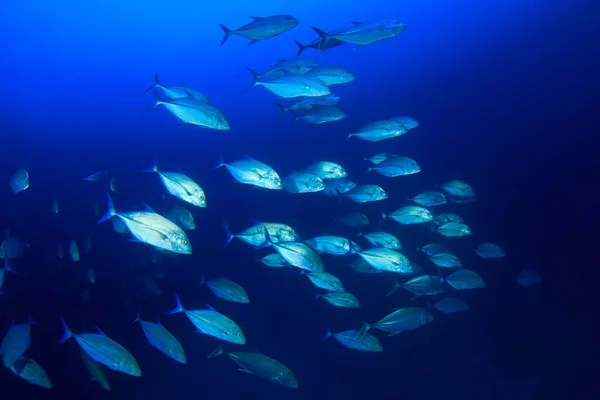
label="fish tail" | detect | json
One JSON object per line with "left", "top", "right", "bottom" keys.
{"left": 222, "top": 221, "right": 235, "bottom": 248}
{"left": 273, "top": 102, "right": 287, "bottom": 119}
{"left": 198, "top": 269, "right": 205, "bottom": 286}
{"left": 356, "top": 321, "right": 371, "bottom": 340}
{"left": 378, "top": 213, "right": 387, "bottom": 225}
{"left": 142, "top": 157, "right": 158, "bottom": 173}
{"left": 320, "top": 327, "right": 332, "bottom": 342}
{"left": 293, "top": 39, "right": 306, "bottom": 57}
{"left": 213, "top": 155, "right": 226, "bottom": 171}
{"left": 218, "top": 24, "right": 233, "bottom": 46}
{"left": 167, "top": 294, "right": 185, "bottom": 315}
{"left": 258, "top": 226, "right": 273, "bottom": 249}
{"left": 143, "top": 73, "right": 160, "bottom": 93}
{"left": 342, "top": 237, "right": 355, "bottom": 257}
{"left": 207, "top": 343, "right": 225, "bottom": 358}
{"left": 290, "top": 110, "right": 299, "bottom": 127}
{"left": 132, "top": 313, "right": 141, "bottom": 324}
{"left": 345, "top": 133, "right": 353, "bottom": 141}
{"left": 97, "top": 193, "right": 116, "bottom": 224}
{"left": 149, "top": 89, "right": 164, "bottom": 110}
{"left": 386, "top": 281, "right": 401, "bottom": 297}
{"left": 242, "top": 67, "right": 261, "bottom": 92}
{"left": 364, "top": 168, "right": 372, "bottom": 176}
{"left": 58, "top": 317, "right": 73, "bottom": 344}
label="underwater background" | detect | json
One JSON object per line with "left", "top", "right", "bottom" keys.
{"left": 1, "top": 0, "right": 599, "bottom": 399}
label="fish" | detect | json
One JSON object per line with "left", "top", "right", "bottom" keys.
{"left": 433, "top": 297, "right": 469, "bottom": 314}
{"left": 167, "top": 295, "right": 245, "bottom": 345}
{"left": 254, "top": 58, "right": 319, "bottom": 79}
{"left": 264, "top": 229, "right": 324, "bottom": 272}
{"left": 318, "top": 291, "right": 360, "bottom": 308}
{"left": 9, "top": 169, "right": 30, "bottom": 194}
{"left": 360, "top": 231, "right": 402, "bottom": 250}
{"left": 322, "top": 327, "right": 382, "bottom": 352}
{"left": 9, "top": 357, "right": 52, "bottom": 389}
{"left": 387, "top": 275, "right": 444, "bottom": 298}
{"left": 69, "top": 240, "right": 80, "bottom": 262}
{"left": 305, "top": 66, "right": 355, "bottom": 86}
{"left": 343, "top": 184, "right": 387, "bottom": 203}
{"left": 439, "top": 180, "right": 476, "bottom": 199}
{"left": 87, "top": 268, "right": 95, "bottom": 284}
{"left": 0, "top": 236, "right": 27, "bottom": 259}
{"left": 165, "top": 206, "right": 196, "bottom": 230}
{"left": 321, "top": 178, "right": 356, "bottom": 196}
{"left": 275, "top": 94, "right": 341, "bottom": 118}
{"left": 382, "top": 206, "right": 433, "bottom": 225}
{"left": 214, "top": 155, "right": 282, "bottom": 190}
{"left": 346, "top": 119, "right": 409, "bottom": 142}
{"left": 311, "top": 20, "right": 407, "bottom": 47}
{"left": 305, "top": 161, "right": 347, "bottom": 180}
{"left": 348, "top": 258, "right": 385, "bottom": 274}
{"left": 409, "top": 191, "right": 447, "bottom": 207}
{"left": 109, "top": 176, "right": 120, "bottom": 195}
{"left": 366, "top": 156, "right": 421, "bottom": 177}
{"left": 59, "top": 318, "right": 141, "bottom": 376}
{"left": 304, "top": 236, "right": 358, "bottom": 256}
{"left": 246, "top": 68, "right": 330, "bottom": 98}
{"left": 475, "top": 242, "right": 506, "bottom": 259}
{"left": 301, "top": 271, "right": 345, "bottom": 292}
{"left": 0, "top": 253, "right": 17, "bottom": 294}
{"left": 347, "top": 244, "right": 414, "bottom": 274}
{"left": 436, "top": 222, "right": 472, "bottom": 238}
{"left": 199, "top": 273, "right": 250, "bottom": 303}
{"left": 208, "top": 344, "right": 298, "bottom": 388}
{"left": 144, "top": 160, "right": 206, "bottom": 207}
{"left": 364, "top": 152, "right": 398, "bottom": 165}
{"left": 223, "top": 221, "right": 300, "bottom": 247}
{"left": 1, "top": 317, "right": 35, "bottom": 368}
{"left": 151, "top": 90, "right": 230, "bottom": 130}
{"left": 292, "top": 27, "right": 346, "bottom": 56}
{"left": 291, "top": 106, "right": 346, "bottom": 125}
{"left": 336, "top": 212, "right": 369, "bottom": 227}
{"left": 445, "top": 270, "right": 485, "bottom": 290}
{"left": 132, "top": 315, "right": 186, "bottom": 363}
{"left": 145, "top": 74, "right": 210, "bottom": 103}
{"left": 80, "top": 350, "right": 111, "bottom": 391}
{"left": 259, "top": 253, "right": 290, "bottom": 268}
{"left": 97, "top": 194, "right": 192, "bottom": 255}
{"left": 50, "top": 200, "right": 59, "bottom": 216}
{"left": 429, "top": 252, "right": 462, "bottom": 268}
{"left": 363, "top": 307, "right": 433, "bottom": 337}
{"left": 219, "top": 15, "right": 299, "bottom": 46}
{"left": 516, "top": 269, "right": 541, "bottom": 287}
{"left": 282, "top": 171, "right": 325, "bottom": 193}
{"left": 431, "top": 213, "right": 465, "bottom": 227}
{"left": 83, "top": 171, "right": 108, "bottom": 182}
{"left": 418, "top": 243, "right": 449, "bottom": 256}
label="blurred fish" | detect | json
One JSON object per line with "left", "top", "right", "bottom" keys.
{"left": 264, "top": 229, "right": 324, "bottom": 272}
{"left": 291, "top": 106, "right": 346, "bottom": 126}
{"left": 293, "top": 27, "right": 345, "bottom": 56}
{"left": 165, "top": 206, "right": 196, "bottom": 230}
{"left": 0, "top": 253, "right": 17, "bottom": 294}
{"left": 151, "top": 90, "right": 230, "bottom": 130}
{"left": 301, "top": 271, "right": 345, "bottom": 292}
{"left": 431, "top": 213, "right": 464, "bottom": 227}
{"left": 214, "top": 155, "right": 282, "bottom": 190}
{"left": 83, "top": 171, "right": 108, "bottom": 182}
{"left": 282, "top": 171, "right": 325, "bottom": 193}
{"left": 436, "top": 222, "right": 472, "bottom": 238}
{"left": 0, "top": 236, "right": 26, "bottom": 259}
{"left": 246, "top": 68, "right": 330, "bottom": 98}
{"left": 199, "top": 272, "right": 250, "bottom": 303}
{"left": 304, "top": 236, "right": 358, "bottom": 256}
{"left": 305, "top": 161, "right": 347, "bottom": 180}
{"left": 80, "top": 350, "right": 110, "bottom": 391}
{"left": 347, "top": 243, "right": 413, "bottom": 274}
{"left": 439, "top": 180, "right": 476, "bottom": 200}
{"left": 98, "top": 195, "right": 192, "bottom": 255}
{"left": 223, "top": 221, "right": 300, "bottom": 247}
{"left": 1, "top": 317, "right": 35, "bottom": 368}
{"left": 9, "top": 169, "right": 30, "bottom": 194}
{"left": 336, "top": 212, "right": 369, "bottom": 227}
{"left": 167, "top": 295, "right": 245, "bottom": 344}
{"left": 50, "top": 200, "right": 59, "bottom": 216}
{"left": 429, "top": 252, "right": 462, "bottom": 268}
{"left": 311, "top": 20, "right": 407, "bottom": 47}
{"left": 388, "top": 275, "right": 443, "bottom": 298}
{"left": 318, "top": 291, "right": 360, "bottom": 308}
{"left": 322, "top": 327, "right": 382, "bottom": 352}
{"left": 475, "top": 242, "right": 506, "bottom": 259}
{"left": 9, "top": 357, "right": 52, "bottom": 389}
{"left": 410, "top": 191, "right": 447, "bottom": 207}
{"left": 109, "top": 176, "right": 120, "bottom": 195}
{"left": 348, "top": 258, "right": 385, "bottom": 274}
{"left": 516, "top": 269, "right": 541, "bottom": 287}
{"left": 321, "top": 179, "right": 356, "bottom": 196}
{"left": 145, "top": 74, "right": 209, "bottom": 102}
{"left": 418, "top": 243, "right": 448, "bottom": 256}
{"left": 364, "top": 152, "right": 398, "bottom": 165}
{"left": 70, "top": 240, "right": 80, "bottom": 263}
{"left": 363, "top": 307, "right": 433, "bottom": 337}
{"left": 274, "top": 94, "right": 340, "bottom": 117}
{"left": 87, "top": 268, "right": 95, "bottom": 284}
{"left": 346, "top": 118, "right": 409, "bottom": 142}
{"left": 433, "top": 297, "right": 469, "bottom": 314}
{"left": 305, "top": 66, "right": 355, "bottom": 86}
{"left": 132, "top": 314, "right": 186, "bottom": 363}
{"left": 360, "top": 231, "right": 401, "bottom": 250}
{"left": 259, "top": 253, "right": 290, "bottom": 268}
{"left": 111, "top": 216, "right": 129, "bottom": 234}
{"left": 219, "top": 15, "right": 299, "bottom": 46}
{"left": 382, "top": 206, "right": 433, "bottom": 225}
{"left": 208, "top": 344, "right": 298, "bottom": 388}
{"left": 343, "top": 184, "right": 387, "bottom": 203}
{"left": 445, "top": 270, "right": 485, "bottom": 290}
{"left": 144, "top": 160, "right": 206, "bottom": 208}
{"left": 254, "top": 58, "right": 319, "bottom": 79}
{"left": 59, "top": 318, "right": 141, "bottom": 376}
{"left": 366, "top": 156, "right": 420, "bottom": 177}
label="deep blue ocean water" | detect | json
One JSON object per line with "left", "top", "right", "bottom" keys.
{"left": 1, "top": 0, "right": 599, "bottom": 398}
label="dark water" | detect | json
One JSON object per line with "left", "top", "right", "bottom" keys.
{"left": 1, "top": 0, "right": 599, "bottom": 399}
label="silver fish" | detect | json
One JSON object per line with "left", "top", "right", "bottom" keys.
{"left": 346, "top": 119, "right": 409, "bottom": 142}
{"left": 349, "top": 245, "right": 413, "bottom": 274}
{"left": 293, "top": 27, "right": 346, "bottom": 56}
{"left": 318, "top": 292, "right": 360, "bottom": 308}
{"left": 437, "top": 222, "right": 472, "bottom": 238}
{"left": 254, "top": 58, "right": 319, "bottom": 79}
{"left": 305, "top": 161, "right": 347, "bottom": 180}
{"left": 215, "top": 155, "right": 282, "bottom": 190}
{"left": 151, "top": 90, "right": 230, "bottom": 130}
{"left": 247, "top": 69, "right": 330, "bottom": 98}
{"left": 274, "top": 94, "right": 340, "bottom": 117}
{"left": 145, "top": 74, "right": 210, "bottom": 103}
{"left": 418, "top": 243, "right": 448, "bottom": 256}
{"left": 144, "top": 161, "right": 206, "bottom": 207}
{"left": 311, "top": 20, "right": 407, "bottom": 47}
{"left": 305, "top": 66, "right": 355, "bottom": 86}
{"left": 387, "top": 275, "right": 443, "bottom": 298}
{"left": 133, "top": 315, "right": 186, "bottom": 363}
{"left": 360, "top": 231, "right": 401, "bottom": 250}
{"left": 446, "top": 270, "right": 485, "bottom": 290}
{"left": 9, "top": 357, "right": 52, "bottom": 389}
{"left": 364, "top": 307, "right": 433, "bottom": 337}
{"left": 282, "top": 171, "right": 325, "bottom": 193}
{"left": 199, "top": 274, "right": 250, "bottom": 303}
{"left": 382, "top": 206, "right": 433, "bottom": 224}
{"left": 223, "top": 222, "right": 300, "bottom": 247}
{"left": 410, "top": 191, "right": 447, "bottom": 207}
{"left": 292, "top": 105, "right": 346, "bottom": 125}
{"left": 364, "top": 152, "right": 398, "bottom": 165}
{"left": 431, "top": 213, "right": 464, "bottom": 227}
{"left": 321, "top": 178, "right": 356, "bottom": 196}
{"left": 9, "top": 169, "right": 30, "bottom": 194}
{"left": 323, "top": 328, "right": 382, "bottom": 352}
{"left": 80, "top": 349, "right": 111, "bottom": 391}
{"left": 165, "top": 206, "right": 196, "bottom": 230}
{"left": 266, "top": 231, "right": 324, "bottom": 272}
{"left": 301, "top": 271, "right": 345, "bottom": 292}
{"left": 429, "top": 252, "right": 462, "bottom": 268}
{"left": 304, "top": 236, "right": 357, "bottom": 256}
{"left": 69, "top": 240, "right": 80, "bottom": 262}
{"left": 343, "top": 184, "right": 387, "bottom": 203}
{"left": 366, "top": 156, "right": 421, "bottom": 177}
{"left": 259, "top": 253, "right": 290, "bottom": 268}
{"left": 475, "top": 242, "right": 506, "bottom": 259}
{"left": 439, "top": 180, "right": 476, "bottom": 199}
{"left": 219, "top": 15, "right": 299, "bottom": 46}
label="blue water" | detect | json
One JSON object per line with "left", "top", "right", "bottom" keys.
{"left": 1, "top": 0, "right": 599, "bottom": 398}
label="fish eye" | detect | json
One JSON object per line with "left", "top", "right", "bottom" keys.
{"left": 182, "top": 239, "right": 188, "bottom": 245}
